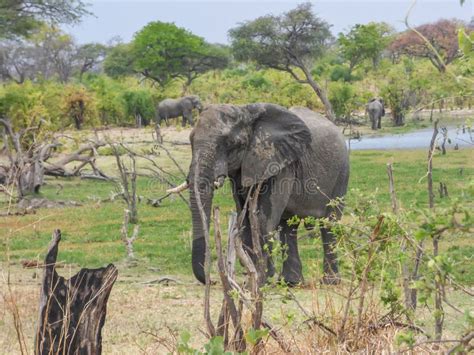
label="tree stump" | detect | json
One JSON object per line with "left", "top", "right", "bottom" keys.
{"left": 35, "top": 230, "right": 118, "bottom": 355}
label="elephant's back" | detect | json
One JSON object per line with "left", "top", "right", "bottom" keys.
{"left": 288, "top": 106, "right": 349, "bottom": 208}
{"left": 367, "top": 101, "right": 382, "bottom": 112}
{"left": 158, "top": 98, "right": 181, "bottom": 118}
{"left": 289, "top": 107, "right": 346, "bottom": 151}
{"left": 158, "top": 98, "right": 178, "bottom": 108}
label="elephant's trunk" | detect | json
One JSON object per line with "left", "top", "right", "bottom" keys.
{"left": 189, "top": 150, "right": 215, "bottom": 284}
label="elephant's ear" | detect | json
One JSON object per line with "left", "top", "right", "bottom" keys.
{"left": 241, "top": 104, "right": 312, "bottom": 187}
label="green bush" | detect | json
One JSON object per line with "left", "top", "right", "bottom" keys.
{"left": 329, "top": 82, "right": 359, "bottom": 119}
{"left": 122, "top": 88, "right": 155, "bottom": 126}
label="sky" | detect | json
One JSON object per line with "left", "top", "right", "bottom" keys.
{"left": 64, "top": 0, "right": 474, "bottom": 44}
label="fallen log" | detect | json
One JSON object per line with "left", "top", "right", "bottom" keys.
{"left": 35, "top": 230, "right": 118, "bottom": 355}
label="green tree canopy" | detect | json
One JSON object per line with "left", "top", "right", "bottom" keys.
{"left": 229, "top": 2, "right": 336, "bottom": 121}
{"left": 103, "top": 43, "right": 136, "bottom": 79}
{"left": 131, "top": 21, "right": 229, "bottom": 88}
{"left": 0, "top": 0, "right": 89, "bottom": 39}
{"left": 337, "top": 22, "right": 394, "bottom": 72}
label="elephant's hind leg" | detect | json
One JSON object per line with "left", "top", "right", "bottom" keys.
{"left": 279, "top": 218, "right": 303, "bottom": 285}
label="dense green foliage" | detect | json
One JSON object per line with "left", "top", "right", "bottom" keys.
{"left": 0, "top": 0, "right": 88, "bottom": 39}
{"left": 105, "top": 21, "right": 230, "bottom": 89}
{"left": 338, "top": 22, "right": 394, "bottom": 72}
{"left": 0, "top": 4, "right": 473, "bottom": 129}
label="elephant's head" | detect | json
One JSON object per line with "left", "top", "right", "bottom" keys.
{"left": 187, "top": 95, "right": 203, "bottom": 113}
{"left": 187, "top": 103, "right": 312, "bottom": 283}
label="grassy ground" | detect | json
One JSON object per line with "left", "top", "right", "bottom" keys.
{"left": 0, "top": 125, "right": 473, "bottom": 353}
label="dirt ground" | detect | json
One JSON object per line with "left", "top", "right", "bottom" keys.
{"left": 1, "top": 262, "right": 472, "bottom": 354}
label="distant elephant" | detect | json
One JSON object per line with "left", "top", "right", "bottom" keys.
{"left": 367, "top": 98, "right": 385, "bottom": 130}
{"left": 156, "top": 95, "right": 203, "bottom": 127}
{"left": 178, "top": 104, "right": 350, "bottom": 285}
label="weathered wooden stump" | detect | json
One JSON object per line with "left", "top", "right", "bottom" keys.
{"left": 35, "top": 230, "right": 118, "bottom": 355}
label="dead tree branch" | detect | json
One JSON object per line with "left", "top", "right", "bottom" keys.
{"left": 110, "top": 142, "right": 139, "bottom": 224}
{"left": 121, "top": 209, "right": 140, "bottom": 260}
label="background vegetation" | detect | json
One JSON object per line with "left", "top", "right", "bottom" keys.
{"left": 1, "top": 4, "right": 473, "bottom": 131}
{"left": 1, "top": 1, "right": 473, "bottom": 353}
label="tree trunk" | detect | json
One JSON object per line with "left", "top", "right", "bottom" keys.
{"left": 35, "top": 230, "right": 117, "bottom": 355}
{"left": 300, "top": 65, "right": 336, "bottom": 122}
{"left": 393, "top": 111, "right": 405, "bottom": 126}
{"left": 135, "top": 114, "right": 142, "bottom": 128}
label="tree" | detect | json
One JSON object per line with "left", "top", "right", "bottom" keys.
{"left": 381, "top": 66, "right": 411, "bottom": 126}
{"left": 389, "top": 19, "right": 464, "bottom": 73}
{"left": 0, "top": 25, "right": 104, "bottom": 83}
{"left": 103, "top": 43, "right": 136, "bottom": 79}
{"left": 0, "top": 40, "right": 39, "bottom": 83}
{"left": 0, "top": 0, "right": 89, "bottom": 39}
{"left": 131, "top": 21, "right": 229, "bottom": 88}
{"left": 338, "top": 22, "right": 393, "bottom": 73}
{"left": 229, "top": 2, "right": 336, "bottom": 121}
{"left": 180, "top": 43, "right": 229, "bottom": 92}
{"left": 75, "top": 43, "right": 108, "bottom": 81}
{"left": 31, "top": 25, "right": 77, "bottom": 82}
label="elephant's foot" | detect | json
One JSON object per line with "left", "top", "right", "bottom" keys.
{"left": 280, "top": 273, "right": 303, "bottom": 287}
{"left": 281, "top": 261, "right": 303, "bottom": 287}
{"left": 321, "top": 273, "right": 341, "bottom": 285}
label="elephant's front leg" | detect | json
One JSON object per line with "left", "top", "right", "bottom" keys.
{"left": 320, "top": 227, "right": 340, "bottom": 284}
{"left": 279, "top": 218, "right": 303, "bottom": 285}
{"left": 182, "top": 112, "right": 193, "bottom": 127}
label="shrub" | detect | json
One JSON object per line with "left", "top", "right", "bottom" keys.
{"left": 62, "top": 85, "right": 98, "bottom": 129}
{"left": 122, "top": 89, "right": 155, "bottom": 126}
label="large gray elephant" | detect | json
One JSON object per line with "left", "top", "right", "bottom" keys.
{"left": 157, "top": 95, "right": 203, "bottom": 127}
{"left": 367, "top": 98, "right": 385, "bottom": 130}
{"left": 182, "top": 103, "right": 349, "bottom": 285}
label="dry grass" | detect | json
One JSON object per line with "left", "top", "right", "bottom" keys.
{"left": 1, "top": 264, "right": 471, "bottom": 354}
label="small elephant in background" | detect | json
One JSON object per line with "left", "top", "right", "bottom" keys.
{"left": 156, "top": 95, "right": 203, "bottom": 127}
{"left": 367, "top": 98, "right": 385, "bottom": 130}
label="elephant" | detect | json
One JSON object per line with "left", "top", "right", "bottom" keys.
{"left": 178, "top": 103, "right": 350, "bottom": 285}
{"left": 156, "top": 95, "right": 203, "bottom": 127}
{"left": 367, "top": 98, "right": 385, "bottom": 130}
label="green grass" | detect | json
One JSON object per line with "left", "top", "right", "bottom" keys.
{"left": 1, "top": 148, "right": 473, "bottom": 283}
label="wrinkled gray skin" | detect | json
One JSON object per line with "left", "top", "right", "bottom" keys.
{"left": 188, "top": 103, "right": 349, "bottom": 285}
{"left": 367, "top": 98, "right": 385, "bottom": 130}
{"left": 157, "top": 95, "right": 203, "bottom": 127}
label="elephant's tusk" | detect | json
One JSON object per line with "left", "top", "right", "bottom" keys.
{"left": 166, "top": 181, "right": 188, "bottom": 193}
{"left": 214, "top": 176, "right": 225, "bottom": 189}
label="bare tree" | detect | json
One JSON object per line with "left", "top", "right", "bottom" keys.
{"left": 0, "top": 118, "right": 57, "bottom": 198}
{"left": 109, "top": 142, "right": 139, "bottom": 224}
{"left": 120, "top": 209, "right": 139, "bottom": 261}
